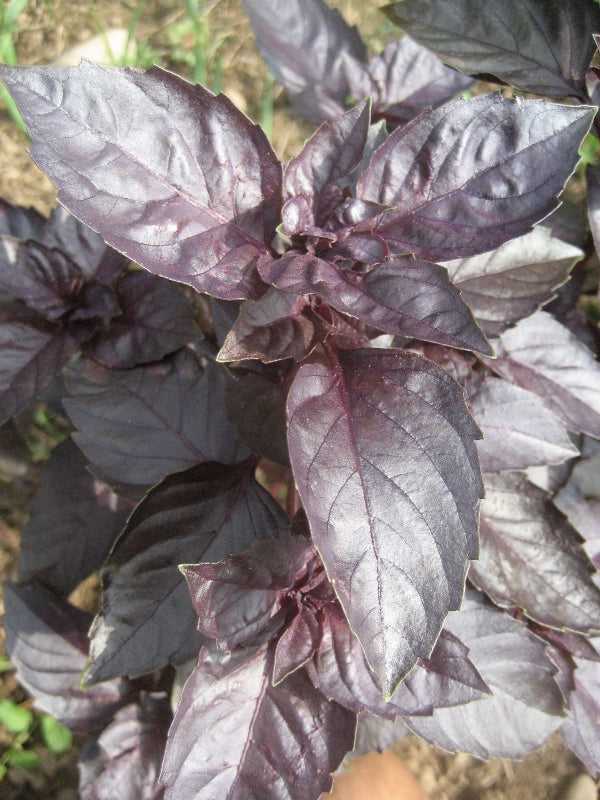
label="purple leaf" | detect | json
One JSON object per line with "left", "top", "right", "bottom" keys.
{"left": 404, "top": 591, "right": 565, "bottom": 758}
{"left": 356, "top": 95, "right": 593, "bottom": 261}
{"left": 84, "top": 461, "right": 288, "bottom": 683}
{"left": 443, "top": 228, "right": 583, "bottom": 337}
{"left": 217, "top": 287, "right": 317, "bottom": 363}
{"left": 80, "top": 694, "right": 170, "bottom": 800}
{"left": 283, "top": 100, "right": 371, "bottom": 228}
{"left": 83, "top": 270, "right": 199, "bottom": 368}
{"left": 0, "top": 304, "right": 78, "bottom": 425}
{"left": 0, "top": 198, "right": 45, "bottom": 239}
{"left": 63, "top": 350, "right": 250, "bottom": 486}
{"left": 287, "top": 348, "right": 483, "bottom": 696}
{"left": 183, "top": 533, "right": 310, "bottom": 652}
{"left": 225, "top": 372, "right": 289, "bottom": 466}
{"left": 161, "top": 644, "right": 356, "bottom": 800}
{"left": 0, "top": 238, "right": 83, "bottom": 320}
{"left": 561, "top": 657, "right": 600, "bottom": 777}
{"left": 468, "top": 377, "right": 578, "bottom": 473}
{"left": 241, "top": 0, "right": 367, "bottom": 123}
{"left": 344, "top": 37, "right": 473, "bottom": 127}
{"left": 19, "top": 439, "right": 131, "bottom": 595}
{"left": 386, "top": 0, "right": 599, "bottom": 98}
{"left": 260, "top": 253, "right": 491, "bottom": 355}
{"left": 492, "top": 310, "right": 600, "bottom": 437}
{"left": 469, "top": 472, "right": 600, "bottom": 633}
{"left": 0, "top": 63, "right": 282, "bottom": 300}
{"left": 273, "top": 605, "right": 322, "bottom": 684}
{"left": 3, "top": 583, "right": 131, "bottom": 734}
{"left": 352, "top": 716, "right": 410, "bottom": 757}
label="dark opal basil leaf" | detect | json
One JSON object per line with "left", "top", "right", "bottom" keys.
{"left": 260, "top": 253, "right": 491, "bottom": 355}
{"left": 404, "top": 591, "right": 565, "bottom": 758}
{"left": 356, "top": 95, "right": 593, "bottom": 261}
{"left": 3, "top": 583, "right": 131, "bottom": 733}
{"left": 468, "top": 377, "right": 578, "bottom": 473}
{"left": 444, "top": 228, "right": 582, "bottom": 337}
{"left": 41, "top": 206, "right": 127, "bottom": 285}
{"left": 283, "top": 100, "right": 371, "bottom": 226}
{"left": 225, "top": 372, "right": 289, "bottom": 466}
{"left": 217, "top": 287, "right": 317, "bottom": 364}
{"left": 309, "top": 608, "right": 488, "bottom": 719}
{"left": 161, "top": 644, "right": 356, "bottom": 800}
{"left": 587, "top": 163, "right": 600, "bottom": 259}
{"left": 79, "top": 694, "right": 170, "bottom": 800}
{"left": 493, "top": 310, "right": 600, "bottom": 438}
{"left": 352, "top": 716, "right": 410, "bottom": 757}
{"left": 470, "top": 472, "right": 600, "bottom": 633}
{"left": 0, "top": 198, "right": 45, "bottom": 239}
{"left": 242, "top": 0, "right": 367, "bottom": 123}
{"left": 0, "top": 238, "right": 82, "bottom": 320}
{"left": 64, "top": 350, "right": 250, "bottom": 486}
{"left": 183, "top": 533, "right": 309, "bottom": 651}
{"left": 287, "top": 348, "right": 483, "bottom": 697}
{"left": 84, "top": 461, "right": 288, "bottom": 684}
{"left": 386, "top": 0, "right": 599, "bottom": 98}
{"left": 561, "top": 657, "right": 600, "bottom": 777}
{"left": 0, "top": 63, "right": 282, "bottom": 300}
{"left": 0, "top": 305, "right": 78, "bottom": 425}
{"left": 344, "top": 37, "right": 473, "bottom": 128}
{"left": 273, "top": 606, "right": 322, "bottom": 685}
{"left": 83, "top": 270, "right": 199, "bottom": 368}
{"left": 19, "top": 439, "right": 131, "bottom": 595}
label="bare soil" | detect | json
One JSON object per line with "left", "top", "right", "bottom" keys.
{"left": 0, "top": 1, "right": 596, "bottom": 798}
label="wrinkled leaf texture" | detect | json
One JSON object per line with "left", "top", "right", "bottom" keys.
{"left": 356, "top": 94, "right": 593, "bottom": 261}
{"left": 0, "top": 62, "right": 282, "bottom": 300}
{"left": 386, "top": 0, "right": 599, "bottom": 98}
{"left": 287, "top": 348, "right": 483, "bottom": 697}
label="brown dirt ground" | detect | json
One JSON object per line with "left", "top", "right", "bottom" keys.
{"left": 0, "top": 1, "right": 596, "bottom": 798}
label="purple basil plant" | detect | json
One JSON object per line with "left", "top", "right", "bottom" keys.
{"left": 1, "top": 1, "right": 600, "bottom": 797}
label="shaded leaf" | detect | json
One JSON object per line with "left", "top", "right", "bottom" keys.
{"left": 470, "top": 472, "right": 600, "bottom": 633}
{"left": 386, "top": 0, "right": 599, "bottom": 98}
{"left": 242, "top": 0, "right": 367, "bottom": 123}
{"left": 356, "top": 95, "right": 593, "bottom": 261}
{"left": 80, "top": 694, "right": 170, "bottom": 800}
{"left": 492, "top": 310, "right": 600, "bottom": 437}
{"left": 84, "top": 461, "right": 288, "bottom": 684}
{"left": 287, "top": 348, "right": 483, "bottom": 696}
{"left": 19, "top": 439, "right": 131, "bottom": 595}
{"left": 587, "top": 163, "right": 600, "bottom": 259}
{"left": 0, "top": 305, "right": 78, "bottom": 425}
{"left": 3, "top": 583, "right": 130, "bottom": 734}
{"left": 260, "top": 253, "right": 491, "bottom": 354}
{"left": 64, "top": 349, "right": 249, "bottom": 486}
{"left": 0, "top": 198, "right": 44, "bottom": 239}
{"left": 83, "top": 270, "right": 199, "bottom": 368}
{"left": 0, "top": 62, "right": 282, "bottom": 300}
{"left": 444, "top": 228, "right": 582, "bottom": 337}
{"left": 345, "top": 37, "right": 473, "bottom": 127}
{"left": 225, "top": 371, "right": 289, "bottom": 466}
{"left": 352, "top": 715, "right": 410, "bottom": 757}
{"left": 468, "top": 377, "right": 578, "bottom": 473}
{"left": 273, "top": 605, "right": 322, "bottom": 684}
{"left": 404, "top": 591, "right": 565, "bottom": 758}
{"left": 160, "top": 644, "right": 356, "bottom": 800}
{"left": 217, "top": 287, "right": 317, "bottom": 363}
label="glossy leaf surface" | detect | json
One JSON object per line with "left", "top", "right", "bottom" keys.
{"left": 357, "top": 95, "right": 593, "bottom": 261}
{"left": 161, "top": 645, "right": 356, "bottom": 800}
{"left": 287, "top": 348, "right": 483, "bottom": 696}
{"left": 405, "top": 592, "right": 565, "bottom": 758}
{"left": 386, "top": 0, "right": 599, "bottom": 97}
{"left": 84, "top": 461, "right": 288, "bottom": 683}
{"left": 0, "top": 62, "right": 282, "bottom": 299}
